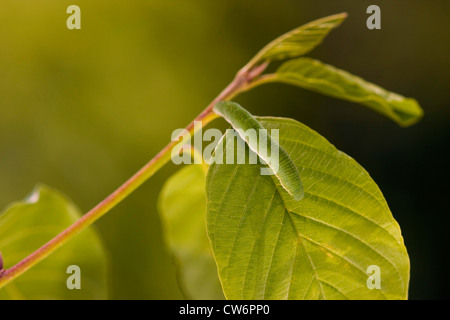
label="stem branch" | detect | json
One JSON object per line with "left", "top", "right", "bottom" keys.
{"left": 0, "top": 63, "right": 269, "bottom": 288}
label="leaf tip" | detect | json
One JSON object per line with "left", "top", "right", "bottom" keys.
{"left": 320, "top": 12, "right": 348, "bottom": 24}
{"left": 328, "top": 12, "right": 348, "bottom": 27}
{"left": 393, "top": 98, "right": 424, "bottom": 127}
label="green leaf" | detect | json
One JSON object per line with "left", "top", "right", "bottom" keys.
{"left": 272, "top": 58, "right": 423, "bottom": 126}
{"left": 158, "top": 165, "right": 224, "bottom": 300}
{"left": 213, "top": 101, "right": 303, "bottom": 201}
{"left": 246, "top": 13, "right": 347, "bottom": 69}
{"left": 206, "top": 117, "right": 409, "bottom": 300}
{"left": 0, "top": 185, "right": 108, "bottom": 300}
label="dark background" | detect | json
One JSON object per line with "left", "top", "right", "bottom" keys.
{"left": 0, "top": 0, "right": 448, "bottom": 299}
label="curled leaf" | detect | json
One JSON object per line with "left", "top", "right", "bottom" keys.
{"left": 272, "top": 58, "right": 423, "bottom": 126}
{"left": 246, "top": 13, "right": 347, "bottom": 69}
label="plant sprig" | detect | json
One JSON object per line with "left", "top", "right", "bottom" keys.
{"left": 0, "top": 12, "right": 422, "bottom": 298}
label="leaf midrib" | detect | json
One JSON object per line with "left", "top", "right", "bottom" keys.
{"left": 275, "top": 177, "right": 392, "bottom": 299}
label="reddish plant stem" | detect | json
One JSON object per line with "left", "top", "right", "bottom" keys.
{"left": 0, "top": 62, "right": 268, "bottom": 288}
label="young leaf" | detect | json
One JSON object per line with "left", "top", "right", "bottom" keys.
{"left": 0, "top": 185, "right": 108, "bottom": 300}
{"left": 272, "top": 58, "right": 423, "bottom": 126}
{"left": 206, "top": 117, "right": 409, "bottom": 300}
{"left": 158, "top": 165, "right": 224, "bottom": 300}
{"left": 213, "top": 101, "right": 303, "bottom": 200}
{"left": 245, "top": 13, "right": 347, "bottom": 69}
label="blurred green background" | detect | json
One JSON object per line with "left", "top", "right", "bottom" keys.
{"left": 0, "top": 0, "right": 449, "bottom": 299}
